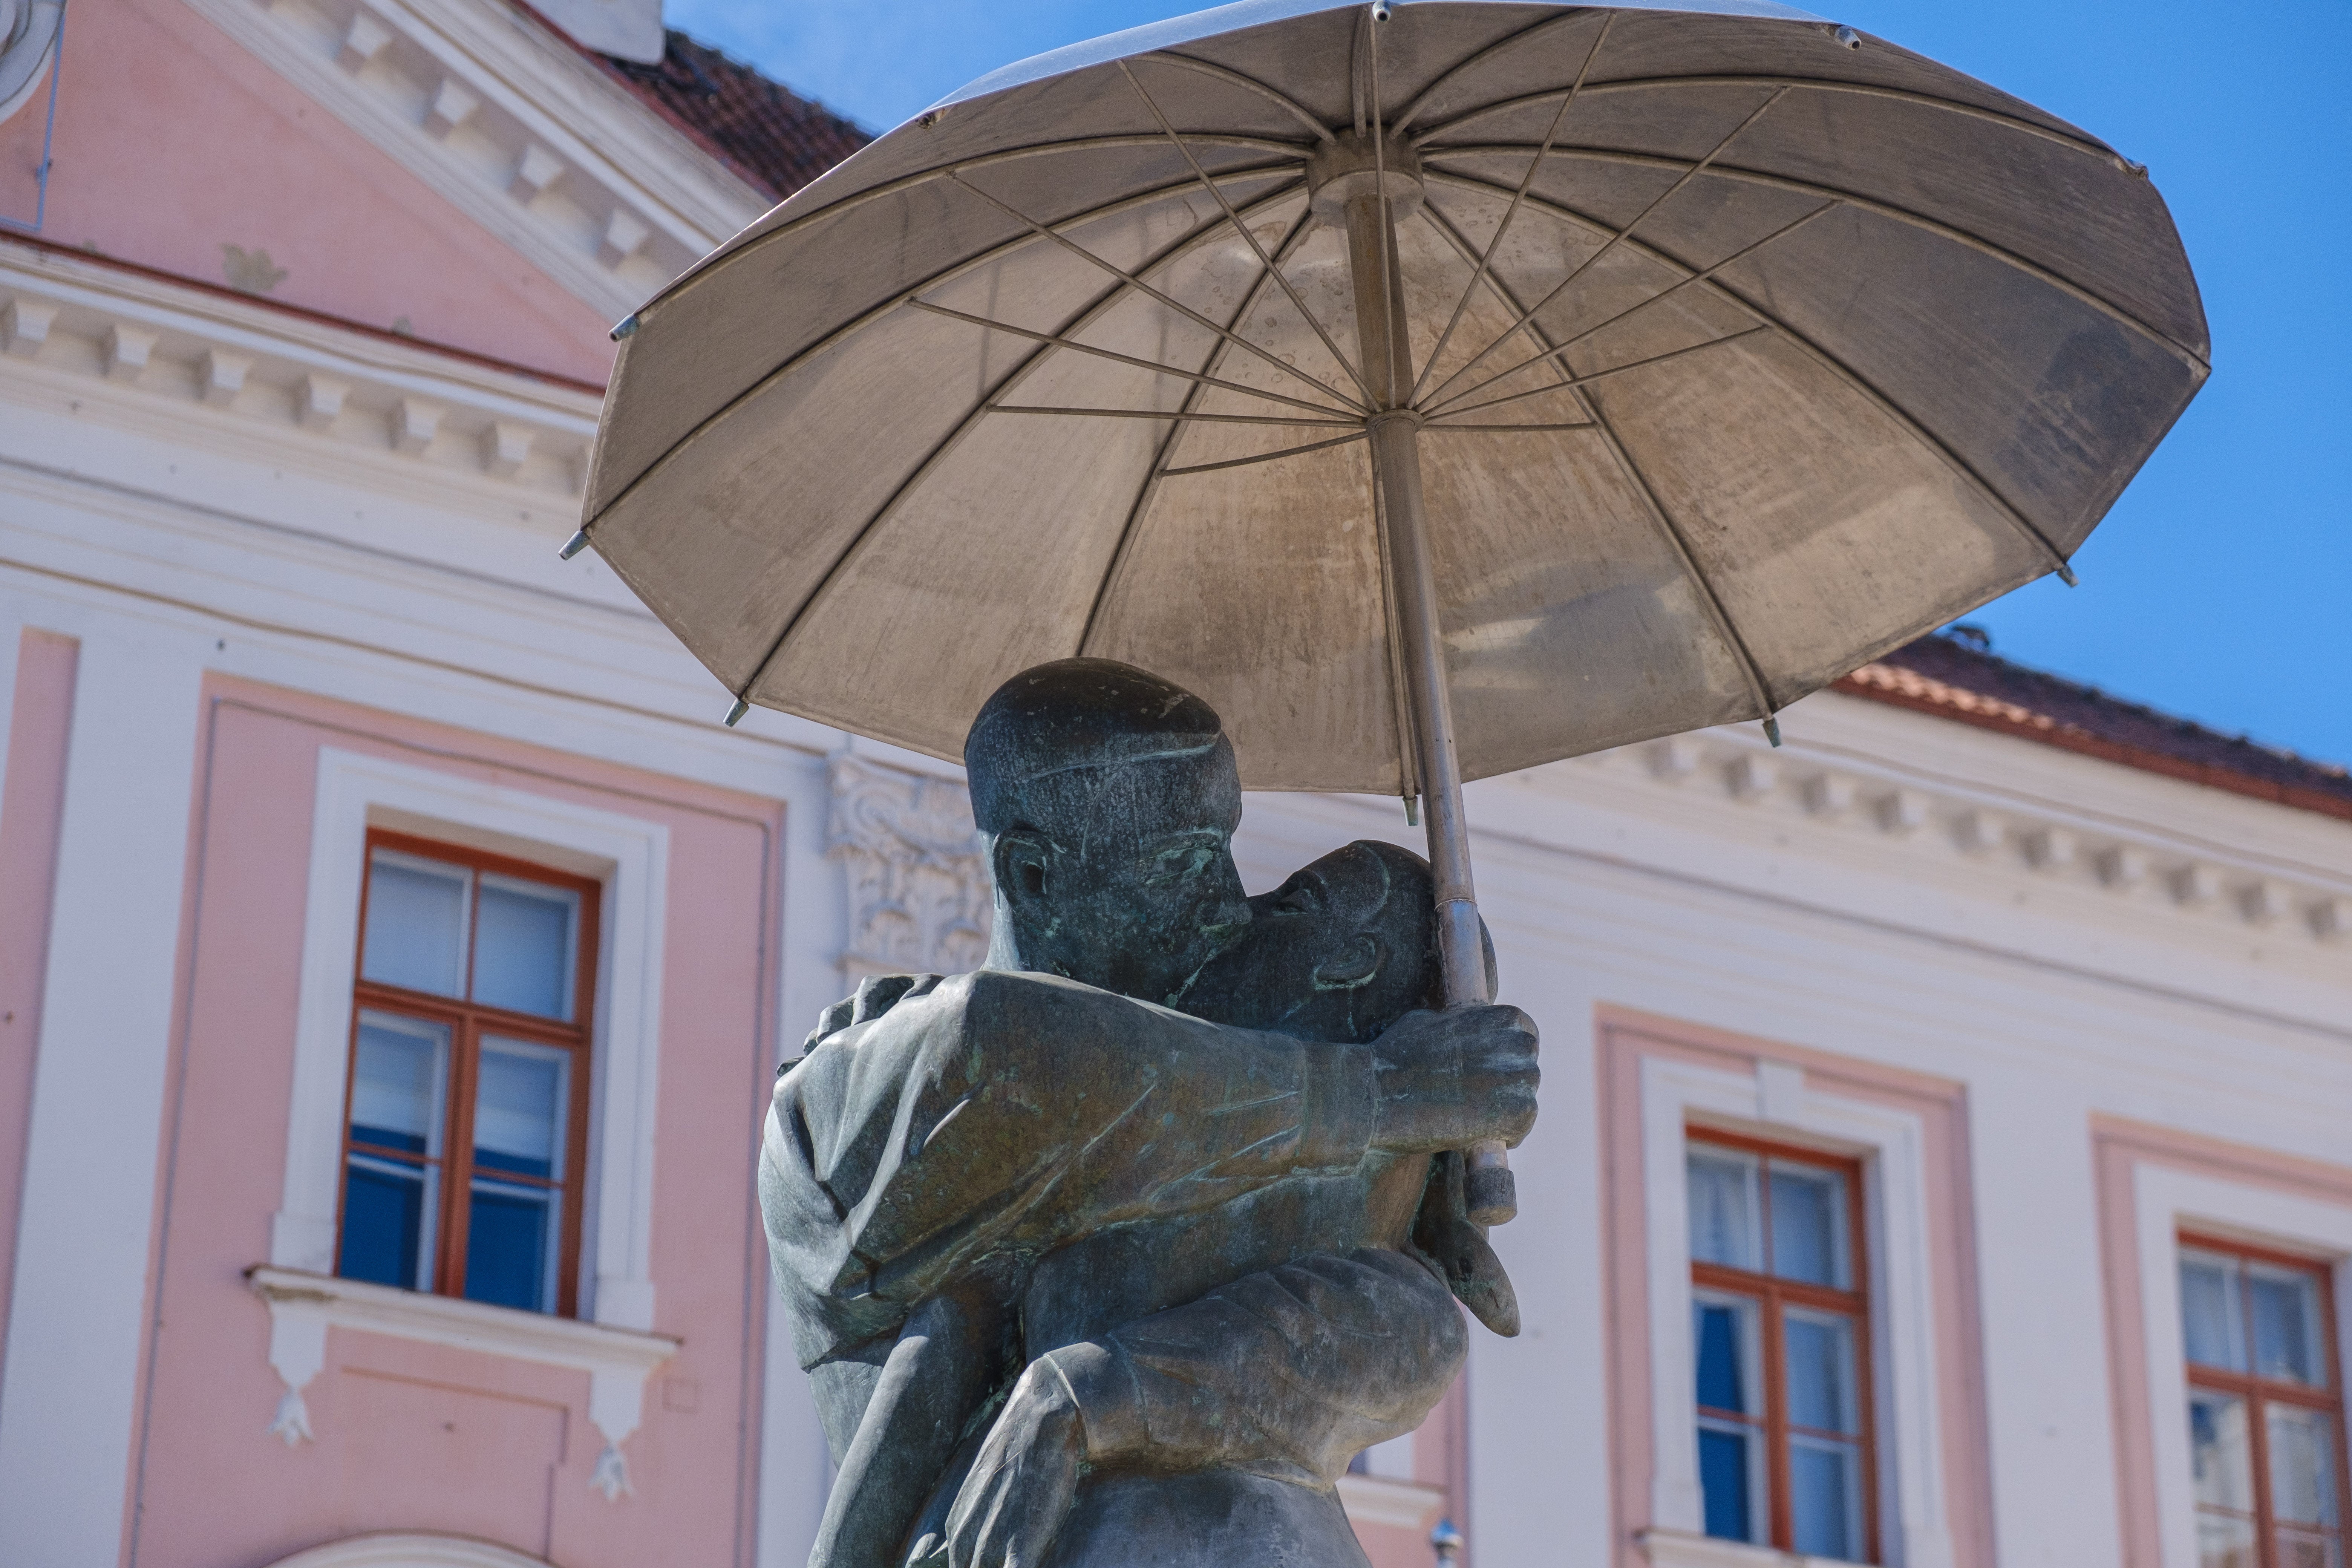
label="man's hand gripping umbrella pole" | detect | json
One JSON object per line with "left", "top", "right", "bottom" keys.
{"left": 1320, "top": 68, "right": 1517, "bottom": 1227}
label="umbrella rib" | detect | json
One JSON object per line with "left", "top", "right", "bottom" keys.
{"left": 1427, "top": 143, "right": 2206, "bottom": 369}
{"left": 1159, "top": 430, "right": 1370, "bottom": 475}
{"left": 1418, "top": 204, "right": 1830, "bottom": 418}
{"left": 1423, "top": 326, "right": 1771, "bottom": 422}
{"left": 1419, "top": 421, "right": 1594, "bottom": 432}
{"left": 722, "top": 183, "right": 1320, "bottom": 712}
{"left": 1138, "top": 51, "right": 1336, "bottom": 144}
{"left": 1077, "top": 204, "right": 1325, "bottom": 657}
{"left": 992, "top": 406, "right": 1360, "bottom": 426}
{"left": 1406, "top": 14, "right": 1613, "bottom": 409}
{"left": 905, "top": 299, "right": 1360, "bottom": 418}
{"left": 946, "top": 170, "right": 1370, "bottom": 413}
{"left": 1120, "top": 61, "right": 1380, "bottom": 407}
{"left": 1421, "top": 170, "right": 2083, "bottom": 582}
{"left": 1418, "top": 86, "right": 1788, "bottom": 413}
{"left": 1392, "top": 9, "right": 1600, "bottom": 134}
{"left": 627, "top": 134, "right": 1310, "bottom": 325}
{"left": 1418, "top": 196, "right": 1786, "bottom": 727}
{"left": 1413, "top": 75, "right": 2124, "bottom": 165}
{"left": 1581, "top": 392, "right": 1785, "bottom": 730}
{"left": 587, "top": 166, "right": 1307, "bottom": 526}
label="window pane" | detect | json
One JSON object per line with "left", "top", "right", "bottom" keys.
{"left": 2182, "top": 1253, "right": 2248, "bottom": 1372}
{"left": 361, "top": 853, "right": 470, "bottom": 997}
{"left": 473, "top": 1037, "right": 568, "bottom": 1181}
{"left": 1785, "top": 1308, "right": 1861, "bottom": 1436}
{"left": 1698, "top": 1421, "right": 1769, "bottom": 1545}
{"left": 473, "top": 877, "right": 578, "bottom": 1020}
{"left": 2190, "top": 1390, "right": 2257, "bottom": 1515}
{"left": 2198, "top": 1515, "right": 2258, "bottom": 1568}
{"left": 2269, "top": 1406, "right": 2341, "bottom": 1529}
{"left": 1771, "top": 1161, "right": 1851, "bottom": 1288}
{"left": 1694, "top": 1293, "right": 1762, "bottom": 1415}
{"left": 1790, "top": 1435, "right": 1865, "bottom": 1561}
{"left": 1688, "top": 1146, "right": 1761, "bottom": 1272}
{"left": 2273, "top": 1531, "right": 2341, "bottom": 1568}
{"left": 466, "top": 1178, "right": 560, "bottom": 1314}
{"left": 349, "top": 1012, "right": 448, "bottom": 1156}
{"left": 2249, "top": 1264, "right": 2327, "bottom": 1388}
{"left": 338, "top": 1155, "right": 438, "bottom": 1291}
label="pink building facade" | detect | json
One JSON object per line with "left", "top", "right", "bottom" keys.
{"left": 0, "top": 3, "right": 2346, "bottom": 1568}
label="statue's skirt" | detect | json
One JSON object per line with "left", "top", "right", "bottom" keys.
{"left": 1044, "top": 1468, "right": 1371, "bottom": 1568}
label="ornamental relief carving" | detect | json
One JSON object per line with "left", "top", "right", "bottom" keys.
{"left": 827, "top": 753, "right": 992, "bottom": 980}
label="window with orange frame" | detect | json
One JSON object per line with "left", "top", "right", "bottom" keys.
{"left": 1687, "top": 1130, "right": 1879, "bottom": 1563}
{"left": 334, "top": 830, "right": 599, "bottom": 1317}
{"left": 2181, "top": 1234, "right": 2347, "bottom": 1568}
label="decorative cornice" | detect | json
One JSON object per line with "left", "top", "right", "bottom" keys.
{"left": 0, "top": 240, "right": 599, "bottom": 505}
{"left": 1554, "top": 710, "right": 2349, "bottom": 950}
{"left": 246, "top": 1265, "right": 677, "bottom": 1501}
{"left": 826, "top": 753, "right": 992, "bottom": 979}
{"left": 180, "top": 0, "right": 769, "bottom": 318}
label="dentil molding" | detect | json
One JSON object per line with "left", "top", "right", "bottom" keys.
{"left": 246, "top": 1265, "right": 678, "bottom": 1502}
{"left": 0, "top": 241, "right": 599, "bottom": 505}
{"left": 827, "top": 752, "right": 992, "bottom": 981}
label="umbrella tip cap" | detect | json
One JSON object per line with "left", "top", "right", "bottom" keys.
{"left": 610, "top": 314, "right": 639, "bottom": 342}
{"left": 1833, "top": 23, "right": 1860, "bottom": 47}
{"left": 1763, "top": 716, "right": 1783, "bottom": 747}
{"left": 724, "top": 697, "right": 750, "bottom": 727}
{"left": 2058, "top": 562, "right": 2081, "bottom": 587}
{"left": 1370, "top": 0, "right": 1391, "bottom": 21}
{"left": 558, "top": 528, "right": 591, "bottom": 560}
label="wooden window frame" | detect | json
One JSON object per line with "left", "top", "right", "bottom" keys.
{"left": 2179, "top": 1231, "right": 2350, "bottom": 1568}
{"left": 335, "top": 828, "right": 601, "bottom": 1317}
{"left": 1689, "top": 1127, "right": 1882, "bottom": 1564}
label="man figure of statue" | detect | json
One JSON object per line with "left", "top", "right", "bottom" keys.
{"left": 761, "top": 659, "right": 1539, "bottom": 1568}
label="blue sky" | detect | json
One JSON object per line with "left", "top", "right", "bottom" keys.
{"left": 665, "top": 0, "right": 2351, "bottom": 767}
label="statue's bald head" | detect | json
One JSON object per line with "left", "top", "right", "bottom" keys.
{"left": 966, "top": 658, "right": 1240, "bottom": 841}
{"left": 965, "top": 659, "right": 1247, "bottom": 1004}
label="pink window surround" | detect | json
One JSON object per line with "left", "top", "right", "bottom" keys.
{"left": 124, "top": 675, "right": 784, "bottom": 1568}
{"left": 0, "top": 630, "right": 78, "bottom": 1340}
{"left": 1596, "top": 1007, "right": 1997, "bottom": 1568}
{"left": 2091, "top": 1118, "right": 2352, "bottom": 1568}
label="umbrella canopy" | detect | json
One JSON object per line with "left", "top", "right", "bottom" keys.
{"left": 578, "top": 0, "right": 2206, "bottom": 793}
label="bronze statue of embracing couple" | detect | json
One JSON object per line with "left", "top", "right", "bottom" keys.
{"left": 763, "top": 659, "right": 1539, "bottom": 1568}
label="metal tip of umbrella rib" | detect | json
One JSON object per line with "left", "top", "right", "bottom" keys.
{"left": 610, "top": 314, "right": 639, "bottom": 342}
{"left": 1404, "top": 795, "right": 1419, "bottom": 826}
{"left": 1764, "top": 716, "right": 1783, "bottom": 747}
{"left": 724, "top": 697, "right": 750, "bottom": 727}
{"left": 558, "top": 529, "right": 591, "bottom": 560}
{"left": 1370, "top": 0, "right": 1391, "bottom": 21}
{"left": 2058, "top": 563, "right": 2081, "bottom": 587}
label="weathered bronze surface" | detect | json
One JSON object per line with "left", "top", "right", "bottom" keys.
{"left": 761, "top": 660, "right": 1538, "bottom": 1568}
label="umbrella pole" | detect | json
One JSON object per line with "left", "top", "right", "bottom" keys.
{"left": 1340, "top": 176, "right": 1518, "bottom": 1227}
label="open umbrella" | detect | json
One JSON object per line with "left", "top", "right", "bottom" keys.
{"left": 568, "top": 0, "right": 2205, "bottom": 1221}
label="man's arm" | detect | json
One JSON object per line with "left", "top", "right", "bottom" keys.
{"left": 769, "top": 969, "right": 1377, "bottom": 1317}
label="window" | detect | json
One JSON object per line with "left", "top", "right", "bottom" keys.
{"left": 336, "top": 832, "right": 599, "bottom": 1316}
{"left": 2180, "top": 1236, "right": 2346, "bottom": 1568}
{"left": 1687, "top": 1133, "right": 1877, "bottom": 1563}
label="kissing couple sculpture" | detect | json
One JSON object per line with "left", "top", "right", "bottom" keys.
{"left": 763, "top": 658, "right": 1539, "bottom": 1568}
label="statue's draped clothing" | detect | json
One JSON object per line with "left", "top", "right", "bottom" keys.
{"left": 761, "top": 969, "right": 1465, "bottom": 1568}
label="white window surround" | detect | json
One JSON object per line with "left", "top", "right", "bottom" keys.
{"left": 276, "top": 746, "right": 669, "bottom": 1327}
{"left": 262, "top": 1526, "right": 559, "bottom": 1566}
{"left": 248, "top": 1266, "right": 676, "bottom": 1502}
{"left": 2130, "top": 1167, "right": 2352, "bottom": 1568}
{"left": 1638, "top": 1526, "right": 1864, "bottom": 1568}
{"left": 1641, "top": 1055, "right": 1953, "bottom": 1568}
